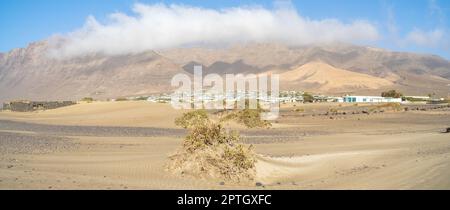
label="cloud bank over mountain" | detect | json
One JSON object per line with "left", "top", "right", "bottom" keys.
{"left": 48, "top": 3, "right": 379, "bottom": 58}
{"left": 406, "top": 28, "right": 448, "bottom": 48}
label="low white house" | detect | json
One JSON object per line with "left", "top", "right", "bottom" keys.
{"left": 343, "top": 96, "right": 402, "bottom": 103}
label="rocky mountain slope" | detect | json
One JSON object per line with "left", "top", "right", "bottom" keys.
{"left": 0, "top": 41, "right": 449, "bottom": 103}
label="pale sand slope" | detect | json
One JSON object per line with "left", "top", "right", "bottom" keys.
{"left": 0, "top": 101, "right": 185, "bottom": 128}
{"left": 1, "top": 132, "right": 449, "bottom": 189}
{"left": 0, "top": 136, "right": 221, "bottom": 190}
{"left": 0, "top": 101, "right": 291, "bottom": 129}
{"left": 256, "top": 133, "right": 450, "bottom": 189}
{"left": 278, "top": 62, "right": 394, "bottom": 91}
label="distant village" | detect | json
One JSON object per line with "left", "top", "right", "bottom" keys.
{"left": 2, "top": 90, "right": 448, "bottom": 112}
{"left": 142, "top": 90, "right": 447, "bottom": 104}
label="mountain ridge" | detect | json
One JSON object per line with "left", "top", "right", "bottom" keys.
{"left": 0, "top": 41, "right": 449, "bottom": 103}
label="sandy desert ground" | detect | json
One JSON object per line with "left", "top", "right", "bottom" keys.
{"left": 0, "top": 101, "right": 449, "bottom": 189}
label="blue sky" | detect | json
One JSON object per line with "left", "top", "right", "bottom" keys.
{"left": 1, "top": 0, "right": 449, "bottom": 58}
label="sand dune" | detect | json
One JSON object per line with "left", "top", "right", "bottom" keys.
{"left": 0, "top": 101, "right": 184, "bottom": 128}
{"left": 279, "top": 62, "right": 394, "bottom": 92}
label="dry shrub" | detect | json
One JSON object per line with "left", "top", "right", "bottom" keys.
{"left": 168, "top": 111, "right": 257, "bottom": 183}
{"left": 223, "top": 144, "right": 255, "bottom": 171}
{"left": 175, "top": 109, "right": 209, "bottom": 129}
{"left": 183, "top": 123, "right": 239, "bottom": 152}
{"left": 168, "top": 143, "right": 256, "bottom": 182}
{"left": 220, "top": 107, "right": 271, "bottom": 129}
{"left": 329, "top": 108, "right": 338, "bottom": 114}
{"left": 293, "top": 108, "right": 304, "bottom": 112}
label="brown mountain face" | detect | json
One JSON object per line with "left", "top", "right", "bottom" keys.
{"left": 159, "top": 43, "right": 450, "bottom": 96}
{"left": 0, "top": 41, "right": 183, "bottom": 103}
{"left": 0, "top": 42, "right": 449, "bottom": 103}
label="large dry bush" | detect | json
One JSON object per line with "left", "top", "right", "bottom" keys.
{"left": 167, "top": 110, "right": 259, "bottom": 183}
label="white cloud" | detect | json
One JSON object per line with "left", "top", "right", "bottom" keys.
{"left": 428, "top": 0, "right": 446, "bottom": 25}
{"left": 405, "top": 28, "right": 448, "bottom": 48}
{"left": 48, "top": 3, "right": 379, "bottom": 58}
{"left": 399, "top": 1, "right": 449, "bottom": 53}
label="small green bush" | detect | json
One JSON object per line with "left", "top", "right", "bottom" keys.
{"left": 381, "top": 90, "right": 403, "bottom": 98}
{"left": 134, "top": 96, "right": 148, "bottom": 101}
{"left": 302, "top": 92, "right": 314, "bottom": 103}
{"left": 115, "top": 97, "right": 128, "bottom": 101}
{"left": 81, "top": 97, "right": 94, "bottom": 103}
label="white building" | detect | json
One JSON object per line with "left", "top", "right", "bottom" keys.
{"left": 343, "top": 96, "right": 402, "bottom": 103}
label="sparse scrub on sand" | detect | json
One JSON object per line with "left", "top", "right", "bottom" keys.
{"left": 167, "top": 108, "right": 268, "bottom": 183}
{"left": 329, "top": 108, "right": 339, "bottom": 114}
{"left": 369, "top": 103, "right": 403, "bottom": 112}
{"left": 377, "top": 102, "right": 403, "bottom": 111}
